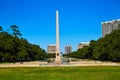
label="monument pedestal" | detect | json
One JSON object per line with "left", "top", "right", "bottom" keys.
{"left": 54, "top": 53, "right": 61, "bottom": 64}
{"left": 54, "top": 56, "right": 61, "bottom": 64}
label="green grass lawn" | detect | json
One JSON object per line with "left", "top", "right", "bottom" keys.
{"left": 0, "top": 66, "right": 120, "bottom": 80}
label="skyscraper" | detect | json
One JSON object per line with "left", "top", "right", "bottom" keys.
{"left": 102, "top": 19, "right": 120, "bottom": 37}
{"left": 65, "top": 46, "right": 72, "bottom": 54}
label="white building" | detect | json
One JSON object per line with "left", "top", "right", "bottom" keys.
{"left": 78, "top": 42, "right": 90, "bottom": 49}
{"left": 102, "top": 19, "right": 120, "bottom": 37}
{"left": 47, "top": 44, "right": 56, "bottom": 54}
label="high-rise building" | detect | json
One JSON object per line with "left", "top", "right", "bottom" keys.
{"left": 78, "top": 42, "right": 89, "bottom": 49}
{"left": 65, "top": 46, "right": 72, "bottom": 54}
{"left": 102, "top": 19, "right": 120, "bottom": 37}
{"left": 47, "top": 44, "right": 56, "bottom": 54}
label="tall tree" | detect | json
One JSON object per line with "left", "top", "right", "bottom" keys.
{"left": 68, "top": 27, "right": 120, "bottom": 62}
{"left": 118, "top": 24, "right": 120, "bottom": 28}
{"left": 10, "top": 25, "right": 22, "bottom": 37}
{"left": 0, "top": 26, "right": 3, "bottom": 32}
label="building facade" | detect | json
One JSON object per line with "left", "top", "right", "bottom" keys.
{"left": 47, "top": 44, "right": 56, "bottom": 54}
{"left": 65, "top": 46, "right": 72, "bottom": 54}
{"left": 102, "top": 19, "right": 120, "bottom": 37}
{"left": 78, "top": 42, "right": 89, "bottom": 49}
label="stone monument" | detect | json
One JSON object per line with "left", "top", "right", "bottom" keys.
{"left": 54, "top": 10, "right": 61, "bottom": 64}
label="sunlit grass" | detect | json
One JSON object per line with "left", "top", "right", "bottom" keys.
{"left": 0, "top": 66, "right": 120, "bottom": 80}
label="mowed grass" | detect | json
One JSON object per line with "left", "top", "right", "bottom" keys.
{"left": 0, "top": 66, "right": 120, "bottom": 80}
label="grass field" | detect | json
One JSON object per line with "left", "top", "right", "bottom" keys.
{"left": 0, "top": 66, "right": 120, "bottom": 80}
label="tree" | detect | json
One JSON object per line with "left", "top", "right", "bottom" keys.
{"left": 0, "top": 25, "right": 50, "bottom": 62}
{"left": 118, "top": 24, "right": 120, "bottom": 28}
{"left": 0, "top": 26, "right": 3, "bottom": 32}
{"left": 68, "top": 27, "right": 120, "bottom": 62}
{"left": 17, "top": 50, "right": 28, "bottom": 61}
{"left": 10, "top": 25, "right": 22, "bottom": 37}
{"left": 0, "top": 52, "right": 3, "bottom": 62}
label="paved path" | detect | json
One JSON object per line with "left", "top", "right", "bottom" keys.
{"left": 0, "top": 61, "right": 120, "bottom": 67}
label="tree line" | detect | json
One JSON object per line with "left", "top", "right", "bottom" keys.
{"left": 65, "top": 25, "right": 120, "bottom": 62}
{"left": 0, "top": 25, "right": 49, "bottom": 62}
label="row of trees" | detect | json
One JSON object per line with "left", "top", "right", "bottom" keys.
{"left": 66, "top": 26, "right": 120, "bottom": 62}
{"left": 0, "top": 25, "right": 48, "bottom": 62}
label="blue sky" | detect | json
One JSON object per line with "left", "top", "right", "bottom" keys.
{"left": 0, "top": 0, "right": 120, "bottom": 53}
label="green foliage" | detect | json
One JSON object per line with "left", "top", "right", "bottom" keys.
{"left": 0, "top": 26, "right": 3, "bottom": 32}
{"left": 118, "top": 24, "right": 120, "bottom": 28}
{"left": 46, "top": 53, "right": 55, "bottom": 58}
{"left": 10, "top": 25, "right": 22, "bottom": 37}
{"left": 68, "top": 27, "right": 120, "bottom": 62}
{"left": 0, "top": 25, "right": 47, "bottom": 62}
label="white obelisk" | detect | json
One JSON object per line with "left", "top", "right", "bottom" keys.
{"left": 54, "top": 10, "right": 61, "bottom": 64}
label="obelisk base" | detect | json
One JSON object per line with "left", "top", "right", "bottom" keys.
{"left": 54, "top": 59, "right": 61, "bottom": 64}
{"left": 54, "top": 55, "right": 61, "bottom": 64}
